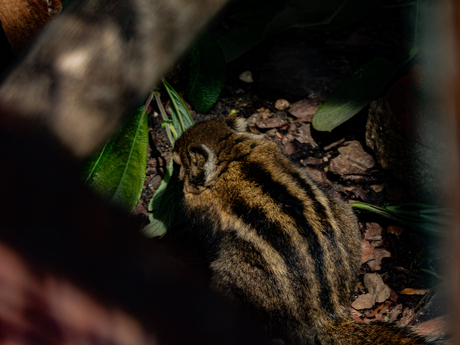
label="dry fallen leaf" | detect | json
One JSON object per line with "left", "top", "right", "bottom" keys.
{"left": 399, "top": 288, "right": 429, "bottom": 295}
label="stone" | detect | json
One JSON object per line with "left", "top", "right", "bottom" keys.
{"left": 275, "top": 99, "right": 290, "bottom": 110}
{"left": 239, "top": 71, "right": 253, "bottom": 83}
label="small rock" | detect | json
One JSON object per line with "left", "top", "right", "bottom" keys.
{"left": 370, "top": 184, "right": 384, "bottom": 193}
{"left": 361, "top": 240, "right": 375, "bottom": 263}
{"left": 388, "top": 304, "right": 403, "bottom": 320}
{"left": 288, "top": 99, "right": 322, "bottom": 121}
{"left": 256, "top": 117, "right": 286, "bottom": 129}
{"left": 352, "top": 293, "right": 375, "bottom": 310}
{"left": 239, "top": 71, "right": 253, "bottom": 83}
{"left": 363, "top": 273, "right": 391, "bottom": 303}
{"left": 275, "top": 99, "right": 290, "bottom": 110}
{"left": 295, "top": 123, "right": 318, "bottom": 147}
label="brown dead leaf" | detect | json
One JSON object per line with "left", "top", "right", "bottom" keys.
{"left": 389, "top": 288, "right": 399, "bottom": 303}
{"left": 256, "top": 117, "right": 286, "bottom": 129}
{"left": 363, "top": 273, "right": 391, "bottom": 303}
{"left": 388, "top": 304, "right": 403, "bottom": 320}
{"left": 295, "top": 123, "right": 318, "bottom": 147}
{"left": 397, "top": 307, "right": 414, "bottom": 327}
{"left": 361, "top": 240, "right": 375, "bottom": 263}
{"left": 367, "top": 248, "right": 391, "bottom": 271}
{"left": 288, "top": 99, "right": 322, "bottom": 120}
{"left": 366, "top": 303, "right": 384, "bottom": 318}
{"left": 387, "top": 225, "right": 404, "bottom": 238}
{"left": 350, "top": 308, "right": 363, "bottom": 322}
{"left": 329, "top": 141, "right": 375, "bottom": 175}
{"left": 399, "top": 288, "right": 429, "bottom": 295}
{"left": 364, "top": 223, "right": 383, "bottom": 240}
{"left": 351, "top": 293, "right": 375, "bottom": 310}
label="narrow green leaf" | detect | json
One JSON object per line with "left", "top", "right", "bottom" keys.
{"left": 312, "top": 58, "right": 396, "bottom": 131}
{"left": 187, "top": 33, "right": 226, "bottom": 113}
{"left": 81, "top": 107, "right": 149, "bottom": 213}
{"left": 351, "top": 202, "right": 446, "bottom": 237}
{"left": 163, "top": 79, "right": 194, "bottom": 137}
{"left": 145, "top": 84, "right": 194, "bottom": 237}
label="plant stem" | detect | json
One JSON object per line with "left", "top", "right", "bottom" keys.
{"left": 154, "top": 91, "right": 175, "bottom": 146}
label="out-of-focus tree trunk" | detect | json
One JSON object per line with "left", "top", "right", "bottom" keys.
{"left": 0, "top": 0, "right": 62, "bottom": 53}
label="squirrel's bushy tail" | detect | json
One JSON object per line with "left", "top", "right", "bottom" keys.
{"left": 319, "top": 318, "right": 443, "bottom": 345}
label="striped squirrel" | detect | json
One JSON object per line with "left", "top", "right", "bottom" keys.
{"left": 173, "top": 116, "right": 439, "bottom": 345}
{"left": 0, "top": 0, "right": 446, "bottom": 343}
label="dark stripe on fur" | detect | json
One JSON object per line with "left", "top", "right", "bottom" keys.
{"left": 286, "top": 168, "right": 354, "bottom": 310}
{"left": 241, "top": 162, "right": 336, "bottom": 316}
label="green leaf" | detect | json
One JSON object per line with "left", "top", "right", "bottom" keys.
{"left": 187, "top": 33, "right": 226, "bottom": 113}
{"left": 81, "top": 107, "right": 149, "bottom": 213}
{"left": 218, "top": 0, "right": 380, "bottom": 62}
{"left": 145, "top": 84, "right": 194, "bottom": 237}
{"left": 350, "top": 202, "right": 446, "bottom": 237}
{"left": 145, "top": 159, "right": 187, "bottom": 238}
{"left": 312, "top": 58, "right": 396, "bottom": 131}
{"left": 163, "top": 79, "right": 194, "bottom": 138}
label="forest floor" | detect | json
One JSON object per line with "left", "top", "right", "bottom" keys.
{"left": 133, "top": 1, "right": 448, "bottom": 338}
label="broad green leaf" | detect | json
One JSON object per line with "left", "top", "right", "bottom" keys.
{"left": 187, "top": 33, "right": 226, "bottom": 113}
{"left": 163, "top": 79, "right": 194, "bottom": 138}
{"left": 312, "top": 58, "right": 396, "bottom": 131}
{"left": 144, "top": 159, "right": 187, "bottom": 237}
{"left": 82, "top": 107, "right": 149, "bottom": 213}
{"left": 218, "top": 0, "right": 380, "bottom": 62}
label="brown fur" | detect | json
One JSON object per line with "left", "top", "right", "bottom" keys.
{"left": 173, "top": 116, "right": 439, "bottom": 345}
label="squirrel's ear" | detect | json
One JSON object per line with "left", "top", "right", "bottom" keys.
{"left": 225, "top": 114, "right": 248, "bottom": 133}
{"left": 184, "top": 143, "right": 217, "bottom": 193}
{"left": 172, "top": 151, "right": 185, "bottom": 180}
